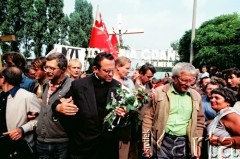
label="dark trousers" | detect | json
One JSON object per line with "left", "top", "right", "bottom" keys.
{"left": 0, "top": 136, "right": 36, "bottom": 159}
{"left": 36, "top": 140, "right": 68, "bottom": 159}
{"left": 200, "top": 128, "right": 208, "bottom": 159}
{"left": 154, "top": 134, "right": 191, "bottom": 159}
{"left": 67, "top": 131, "right": 118, "bottom": 159}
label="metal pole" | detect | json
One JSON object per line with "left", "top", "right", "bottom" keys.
{"left": 190, "top": 0, "right": 197, "bottom": 64}
{"left": 117, "top": 14, "right": 123, "bottom": 47}
{"left": 119, "top": 29, "right": 123, "bottom": 47}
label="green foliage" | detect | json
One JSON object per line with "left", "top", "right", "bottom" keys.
{"left": 170, "top": 40, "right": 179, "bottom": 51}
{"left": 0, "top": 0, "right": 93, "bottom": 58}
{"left": 178, "top": 30, "right": 192, "bottom": 62}
{"left": 21, "top": 0, "right": 35, "bottom": 58}
{"left": 178, "top": 13, "right": 240, "bottom": 70}
{"left": 32, "top": 0, "right": 47, "bottom": 57}
{"left": 116, "top": 45, "right": 130, "bottom": 50}
{"left": 68, "top": 0, "right": 93, "bottom": 48}
{"left": 1, "top": 0, "right": 24, "bottom": 51}
{"left": 104, "top": 87, "right": 149, "bottom": 129}
{"left": 44, "top": 0, "right": 65, "bottom": 54}
{"left": 156, "top": 67, "right": 173, "bottom": 72}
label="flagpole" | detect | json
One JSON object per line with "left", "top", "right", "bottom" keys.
{"left": 190, "top": 0, "right": 197, "bottom": 64}
{"left": 89, "top": 4, "right": 99, "bottom": 46}
{"left": 86, "top": 5, "right": 100, "bottom": 71}
{"left": 93, "top": 5, "right": 99, "bottom": 27}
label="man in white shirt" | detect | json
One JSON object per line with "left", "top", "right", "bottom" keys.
{"left": 0, "top": 66, "right": 40, "bottom": 158}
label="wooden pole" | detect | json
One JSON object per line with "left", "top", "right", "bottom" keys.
{"left": 0, "top": 35, "right": 16, "bottom": 70}
{"left": 0, "top": 35, "right": 16, "bottom": 42}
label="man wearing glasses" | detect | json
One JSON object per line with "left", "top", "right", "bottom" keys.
{"left": 52, "top": 52, "right": 127, "bottom": 159}
{"left": 36, "top": 52, "right": 73, "bottom": 159}
{"left": 142, "top": 62, "right": 205, "bottom": 158}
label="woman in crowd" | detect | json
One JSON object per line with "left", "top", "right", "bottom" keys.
{"left": 207, "top": 87, "right": 240, "bottom": 158}
{"left": 113, "top": 56, "right": 135, "bottom": 159}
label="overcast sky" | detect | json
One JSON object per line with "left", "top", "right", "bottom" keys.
{"left": 63, "top": 0, "right": 239, "bottom": 50}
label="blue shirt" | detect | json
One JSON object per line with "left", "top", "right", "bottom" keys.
{"left": 9, "top": 86, "right": 20, "bottom": 97}
{"left": 202, "top": 95, "right": 216, "bottom": 121}
{"left": 20, "top": 75, "right": 35, "bottom": 93}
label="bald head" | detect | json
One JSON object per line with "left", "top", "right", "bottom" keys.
{"left": 2, "top": 66, "right": 22, "bottom": 86}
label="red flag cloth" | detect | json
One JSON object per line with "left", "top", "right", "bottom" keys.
{"left": 89, "top": 12, "right": 118, "bottom": 58}
{"left": 110, "top": 34, "right": 119, "bottom": 58}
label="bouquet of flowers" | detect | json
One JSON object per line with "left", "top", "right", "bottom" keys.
{"left": 104, "top": 86, "right": 149, "bottom": 130}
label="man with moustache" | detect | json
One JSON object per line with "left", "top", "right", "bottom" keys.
{"left": 52, "top": 52, "right": 127, "bottom": 159}
{"left": 36, "top": 53, "right": 73, "bottom": 159}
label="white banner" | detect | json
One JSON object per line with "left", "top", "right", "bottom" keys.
{"left": 50, "top": 44, "right": 103, "bottom": 71}
{"left": 49, "top": 45, "right": 179, "bottom": 70}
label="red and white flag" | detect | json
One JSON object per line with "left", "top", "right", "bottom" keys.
{"left": 89, "top": 11, "right": 118, "bottom": 58}
{"left": 110, "top": 33, "right": 119, "bottom": 58}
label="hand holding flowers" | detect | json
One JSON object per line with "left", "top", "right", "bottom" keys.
{"left": 104, "top": 86, "right": 149, "bottom": 130}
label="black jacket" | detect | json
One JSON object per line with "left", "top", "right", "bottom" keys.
{"left": 52, "top": 75, "right": 121, "bottom": 159}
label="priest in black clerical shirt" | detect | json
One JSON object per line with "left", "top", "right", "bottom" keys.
{"left": 52, "top": 52, "right": 127, "bottom": 159}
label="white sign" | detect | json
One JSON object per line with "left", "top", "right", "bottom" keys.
{"left": 50, "top": 44, "right": 102, "bottom": 71}
{"left": 119, "top": 48, "right": 179, "bottom": 67}
{"left": 49, "top": 45, "right": 179, "bottom": 70}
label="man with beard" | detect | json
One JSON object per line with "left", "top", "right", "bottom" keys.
{"left": 36, "top": 53, "right": 73, "bottom": 159}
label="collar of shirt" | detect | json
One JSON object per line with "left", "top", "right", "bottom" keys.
{"left": 48, "top": 76, "right": 66, "bottom": 87}
{"left": 170, "top": 83, "right": 190, "bottom": 96}
{"left": 93, "top": 73, "right": 105, "bottom": 85}
{"left": 9, "top": 86, "right": 20, "bottom": 97}
{"left": 135, "top": 78, "right": 146, "bottom": 90}
{"left": 48, "top": 81, "right": 60, "bottom": 88}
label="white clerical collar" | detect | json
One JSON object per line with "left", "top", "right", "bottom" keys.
{"left": 94, "top": 73, "right": 105, "bottom": 84}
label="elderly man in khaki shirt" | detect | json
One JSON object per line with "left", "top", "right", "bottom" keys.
{"left": 142, "top": 62, "right": 205, "bottom": 158}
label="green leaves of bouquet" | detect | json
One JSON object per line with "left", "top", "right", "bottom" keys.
{"left": 104, "top": 87, "right": 149, "bottom": 129}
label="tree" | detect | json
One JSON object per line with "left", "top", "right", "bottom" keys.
{"left": 21, "top": 0, "right": 36, "bottom": 58}
{"left": 0, "top": 0, "right": 26, "bottom": 52}
{"left": 32, "top": 0, "right": 69, "bottom": 57}
{"left": 0, "top": 0, "right": 9, "bottom": 52}
{"left": 44, "top": 0, "right": 65, "bottom": 54}
{"left": 170, "top": 40, "right": 179, "bottom": 51}
{"left": 32, "top": 0, "right": 48, "bottom": 57}
{"left": 178, "top": 13, "right": 240, "bottom": 70}
{"left": 0, "top": 0, "right": 94, "bottom": 58}
{"left": 0, "top": 0, "right": 42, "bottom": 57}
{"left": 68, "top": 0, "right": 93, "bottom": 48}
{"left": 59, "top": 15, "right": 70, "bottom": 46}
{"left": 193, "top": 13, "right": 240, "bottom": 70}
{"left": 0, "top": 0, "right": 7, "bottom": 24}
{"left": 178, "top": 30, "right": 192, "bottom": 62}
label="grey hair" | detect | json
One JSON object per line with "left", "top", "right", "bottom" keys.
{"left": 68, "top": 59, "right": 82, "bottom": 68}
{"left": 172, "top": 62, "right": 196, "bottom": 77}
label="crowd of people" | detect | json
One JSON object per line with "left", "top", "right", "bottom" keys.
{"left": 0, "top": 51, "right": 240, "bottom": 159}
